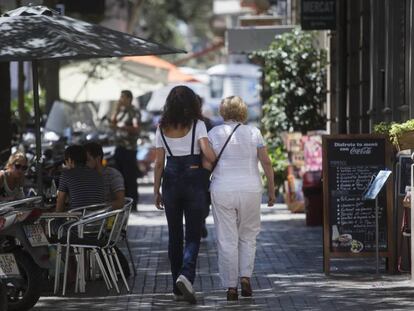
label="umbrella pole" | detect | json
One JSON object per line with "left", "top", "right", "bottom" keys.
{"left": 32, "top": 60, "right": 43, "bottom": 196}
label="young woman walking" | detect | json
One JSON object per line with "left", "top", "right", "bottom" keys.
{"left": 153, "top": 86, "right": 216, "bottom": 303}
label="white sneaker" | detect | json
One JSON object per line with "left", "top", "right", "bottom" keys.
{"left": 176, "top": 275, "right": 196, "bottom": 304}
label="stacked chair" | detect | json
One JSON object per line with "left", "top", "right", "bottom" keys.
{"left": 50, "top": 198, "right": 133, "bottom": 296}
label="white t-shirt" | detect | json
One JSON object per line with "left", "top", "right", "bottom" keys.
{"left": 155, "top": 120, "right": 208, "bottom": 156}
{"left": 208, "top": 122, "right": 265, "bottom": 192}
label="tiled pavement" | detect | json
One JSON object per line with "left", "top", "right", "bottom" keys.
{"left": 33, "top": 185, "right": 414, "bottom": 310}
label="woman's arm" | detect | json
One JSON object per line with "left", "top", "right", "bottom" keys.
{"left": 199, "top": 137, "right": 216, "bottom": 164}
{"left": 258, "top": 146, "right": 276, "bottom": 206}
{"left": 153, "top": 148, "right": 165, "bottom": 210}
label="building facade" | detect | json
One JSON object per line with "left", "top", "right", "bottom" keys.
{"left": 329, "top": 0, "right": 413, "bottom": 134}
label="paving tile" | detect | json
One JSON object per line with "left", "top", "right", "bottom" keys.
{"left": 32, "top": 185, "right": 414, "bottom": 310}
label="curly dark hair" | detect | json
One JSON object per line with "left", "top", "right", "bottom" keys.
{"left": 159, "top": 85, "right": 202, "bottom": 129}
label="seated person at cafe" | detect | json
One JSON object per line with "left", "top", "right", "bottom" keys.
{"left": 56, "top": 145, "right": 105, "bottom": 212}
{"left": 84, "top": 142, "right": 125, "bottom": 209}
{"left": 0, "top": 151, "right": 28, "bottom": 201}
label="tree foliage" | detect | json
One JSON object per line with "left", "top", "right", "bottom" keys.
{"left": 251, "top": 28, "right": 327, "bottom": 194}
{"left": 252, "top": 28, "right": 327, "bottom": 149}
{"left": 137, "top": 0, "right": 214, "bottom": 53}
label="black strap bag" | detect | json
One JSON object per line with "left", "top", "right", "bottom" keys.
{"left": 204, "top": 123, "right": 241, "bottom": 209}
{"left": 160, "top": 120, "right": 241, "bottom": 215}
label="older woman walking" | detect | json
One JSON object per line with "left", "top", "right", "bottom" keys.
{"left": 208, "top": 96, "right": 275, "bottom": 301}
{"left": 153, "top": 85, "right": 216, "bottom": 303}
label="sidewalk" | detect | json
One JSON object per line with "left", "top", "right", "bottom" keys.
{"left": 34, "top": 185, "right": 414, "bottom": 310}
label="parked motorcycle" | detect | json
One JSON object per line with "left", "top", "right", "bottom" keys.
{"left": 0, "top": 279, "right": 7, "bottom": 311}
{"left": 0, "top": 197, "right": 50, "bottom": 311}
{"left": 24, "top": 149, "right": 62, "bottom": 204}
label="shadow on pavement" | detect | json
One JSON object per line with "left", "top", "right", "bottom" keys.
{"left": 33, "top": 185, "right": 414, "bottom": 310}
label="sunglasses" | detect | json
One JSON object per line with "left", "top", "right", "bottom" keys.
{"left": 14, "top": 164, "right": 28, "bottom": 171}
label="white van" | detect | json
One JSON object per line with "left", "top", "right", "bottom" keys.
{"left": 206, "top": 63, "right": 262, "bottom": 124}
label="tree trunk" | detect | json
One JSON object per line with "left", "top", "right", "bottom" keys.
{"left": 0, "top": 62, "right": 12, "bottom": 163}
{"left": 127, "top": 0, "right": 144, "bottom": 34}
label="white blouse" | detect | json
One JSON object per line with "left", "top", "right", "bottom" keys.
{"left": 208, "top": 122, "right": 265, "bottom": 192}
{"left": 155, "top": 120, "right": 208, "bottom": 156}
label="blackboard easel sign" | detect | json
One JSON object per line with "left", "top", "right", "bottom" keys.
{"left": 322, "top": 134, "right": 394, "bottom": 274}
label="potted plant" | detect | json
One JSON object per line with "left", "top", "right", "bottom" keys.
{"left": 373, "top": 121, "right": 394, "bottom": 136}
{"left": 388, "top": 120, "right": 414, "bottom": 151}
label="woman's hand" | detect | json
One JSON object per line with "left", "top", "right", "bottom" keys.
{"left": 268, "top": 191, "right": 276, "bottom": 207}
{"left": 403, "top": 191, "right": 411, "bottom": 208}
{"left": 202, "top": 157, "right": 213, "bottom": 171}
{"left": 155, "top": 192, "right": 164, "bottom": 210}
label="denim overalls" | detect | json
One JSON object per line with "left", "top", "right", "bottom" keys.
{"left": 160, "top": 120, "right": 208, "bottom": 295}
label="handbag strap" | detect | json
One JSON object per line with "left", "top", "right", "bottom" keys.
{"left": 211, "top": 123, "right": 241, "bottom": 171}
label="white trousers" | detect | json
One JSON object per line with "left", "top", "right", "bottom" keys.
{"left": 211, "top": 190, "right": 261, "bottom": 288}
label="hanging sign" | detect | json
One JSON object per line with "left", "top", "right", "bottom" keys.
{"left": 301, "top": 0, "right": 336, "bottom": 30}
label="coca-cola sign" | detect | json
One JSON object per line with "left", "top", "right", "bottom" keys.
{"left": 350, "top": 147, "right": 372, "bottom": 155}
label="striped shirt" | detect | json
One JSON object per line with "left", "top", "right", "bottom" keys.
{"left": 58, "top": 166, "right": 105, "bottom": 209}
{"left": 102, "top": 166, "right": 124, "bottom": 202}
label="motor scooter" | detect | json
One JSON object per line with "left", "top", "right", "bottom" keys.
{"left": 0, "top": 279, "right": 7, "bottom": 311}
{"left": 0, "top": 197, "right": 50, "bottom": 311}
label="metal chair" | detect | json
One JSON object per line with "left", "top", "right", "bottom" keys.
{"left": 40, "top": 202, "right": 112, "bottom": 294}
{"left": 56, "top": 198, "right": 133, "bottom": 295}
{"left": 119, "top": 200, "right": 137, "bottom": 277}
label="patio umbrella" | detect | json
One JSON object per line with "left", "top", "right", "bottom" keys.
{"left": 0, "top": 5, "right": 184, "bottom": 194}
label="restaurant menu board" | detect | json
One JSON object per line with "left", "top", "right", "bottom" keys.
{"left": 323, "top": 135, "right": 394, "bottom": 274}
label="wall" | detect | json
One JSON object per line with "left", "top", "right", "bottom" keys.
{"left": 329, "top": 0, "right": 412, "bottom": 134}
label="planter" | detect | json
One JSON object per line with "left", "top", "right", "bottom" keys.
{"left": 283, "top": 193, "right": 305, "bottom": 213}
{"left": 394, "top": 130, "right": 414, "bottom": 151}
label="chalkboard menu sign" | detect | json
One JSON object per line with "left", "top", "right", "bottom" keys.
{"left": 322, "top": 134, "right": 394, "bottom": 274}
